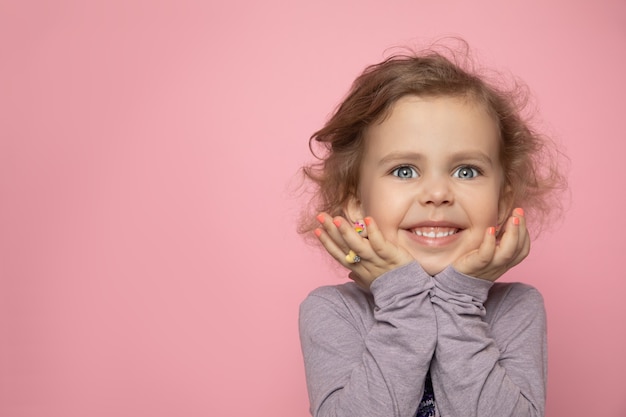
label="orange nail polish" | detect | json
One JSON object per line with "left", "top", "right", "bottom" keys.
{"left": 488, "top": 226, "right": 496, "bottom": 235}
{"left": 316, "top": 214, "right": 325, "bottom": 223}
{"left": 513, "top": 217, "right": 520, "bottom": 225}
{"left": 514, "top": 208, "right": 524, "bottom": 216}
{"left": 364, "top": 217, "right": 372, "bottom": 226}
{"left": 333, "top": 219, "right": 341, "bottom": 227}
{"left": 314, "top": 228, "right": 322, "bottom": 237}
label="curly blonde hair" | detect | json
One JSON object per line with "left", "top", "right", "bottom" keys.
{"left": 299, "top": 44, "right": 567, "bottom": 237}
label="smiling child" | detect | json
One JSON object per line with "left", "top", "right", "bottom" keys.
{"left": 298, "top": 43, "right": 566, "bottom": 417}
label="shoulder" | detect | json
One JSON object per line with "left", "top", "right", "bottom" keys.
{"left": 299, "top": 283, "right": 376, "bottom": 334}
{"left": 487, "top": 282, "right": 544, "bottom": 308}
{"left": 301, "top": 282, "right": 374, "bottom": 316}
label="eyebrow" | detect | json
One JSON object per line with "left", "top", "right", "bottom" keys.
{"left": 377, "top": 150, "right": 495, "bottom": 167}
{"left": 377, "top": 151, "right": 423, "bottom": 167}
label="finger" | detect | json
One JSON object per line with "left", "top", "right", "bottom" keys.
{"left": 473, "top": 226, "right": 498, "bottom": 267}
{"left": 360, "top": 217, "right": 416, "bottom": 269}
{"left": 508, "top": 232, "right": 530, "bottom": 268}
{"left": 315, "top": 213, "right": 354, "bottom": 263}
{"left": 493, "top": 214, "right": 522, "bottom": 265}
{"left": 316, "top": 213, "right": 350, "bottom": 253}
{"left": 507, "top": 210, "right": 531, "bottom": 268}
{"left": 321, "top": 215, "right": 379, "bottom": 269}
{"left": 504, "top": 208, "right": 528, "bottom": 261}
{"left": 362, "top": 217, "right": 381, "bottom": 248}
{"left": 332, "top": 217, "right": 373, "bottom": 257}
{"left": 363, "top": 217, "right": 395, "bottom": 258}
{"left": 453, "top": 226, "right": 496, "bottom": 274}
{"left": 314, "top": 226, "right": 353, "bottom": 265}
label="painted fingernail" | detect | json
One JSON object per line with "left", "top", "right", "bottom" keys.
{"left": 513, "top": 217, "right": 520, "bottom": 225}
{"left": 314, "top": 228, "right": 322, "bottom": 237}
{"left": 364, "top": 217, "right": 372, "bottom": 226}
{"left": 514, "top": 208, "right": 524, "bottom": 216}
{"left": 333, "top": 219, "right": 342, "bottom": 227}
{"left": 353, "top": 221, "right": 365, "bottom": 234}
{"left": 488, "top": 226, "right": 496, "bottom": 236}
{"left": 316, "top": 214, "right": 325, "bottom": 223}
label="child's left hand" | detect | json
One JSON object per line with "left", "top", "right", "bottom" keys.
{"left": 452, "top": 208, "right": 530, "bottom": 282}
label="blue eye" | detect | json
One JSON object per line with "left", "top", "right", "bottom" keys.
{"left": 453, "top": 165, "right": 480, "bottom": 179}
{"left": 391, "top": 166, "right": 418, "bottom": 179}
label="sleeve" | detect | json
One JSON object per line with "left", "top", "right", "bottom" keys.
{"left": 299, "top": 262, "right": 437, "bottom": 417}
{"left": 429, "top": 266, "right": 547, "bottom": 417}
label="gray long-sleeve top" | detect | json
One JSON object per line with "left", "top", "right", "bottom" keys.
{"left": 299, "top": 262, "right": 547, "bottom": 417}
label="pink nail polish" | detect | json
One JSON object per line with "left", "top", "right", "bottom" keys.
{"left": 488, "top": 227, "right": 496, "bottom": 235}
{"left": 364, "top": 217, "right": 372, "bottom": 226}
{"left": 513, "top": 217, "right": 520, "bottom": 225}
{"left": 333, "top": 219, "right": 341, "bottom": 227}
{"left": 314, "top": 228, "right": 322, "bottom": 237}
{"left": 316, "top": 214, "right": 325, "bottom": 223}
{"left": 514, "top": 208, "right": 524, "bottom": 216}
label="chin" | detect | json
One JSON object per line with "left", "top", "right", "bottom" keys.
{"left": 409, "top": 252, "right": 452, "bottom": 276}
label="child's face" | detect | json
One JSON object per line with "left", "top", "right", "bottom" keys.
{"left": 348, "top": 95, "right": 510, "bottom": 276}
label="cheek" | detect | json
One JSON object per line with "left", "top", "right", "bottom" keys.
{"left": 483, "top": 201, "right": 501, "bottom": 225}
{"left": 462, "top": 194, "right": 500, "bottom": 229}
{"left": 357, "top": 182, "right": 382, "bottom": 215}
{"left": 362, "top": 184, "right": 408, "bottom": 213}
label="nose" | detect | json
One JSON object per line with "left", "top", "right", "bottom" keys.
{"left": 418, "top": 174, "right": 453, "bottom": 206}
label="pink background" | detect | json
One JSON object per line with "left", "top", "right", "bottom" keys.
{"left": 1, "top": 1, "right": 625, "bottom": 416}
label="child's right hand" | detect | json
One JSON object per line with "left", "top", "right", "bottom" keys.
{"left": 315, "top": 213, "right": 415, "bottom": 289}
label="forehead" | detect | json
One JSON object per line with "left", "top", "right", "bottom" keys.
{"left": 363, "top": 95, "right": 501, "bottom": 161}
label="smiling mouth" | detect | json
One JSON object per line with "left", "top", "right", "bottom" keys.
{"left": 411, "top": 227, "right": 460, "bottom": 238}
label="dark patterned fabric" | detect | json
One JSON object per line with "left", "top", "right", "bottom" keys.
{"left": 416, "top": 372, "right": 435, "bottom": 417}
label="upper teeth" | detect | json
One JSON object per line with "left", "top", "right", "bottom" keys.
{"left": 413, "top": 227, "right": 458, "bottom": 238}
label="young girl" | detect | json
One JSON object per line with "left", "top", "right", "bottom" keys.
{"left": 298, "top": 44, "right": 565, "bottom": 417}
